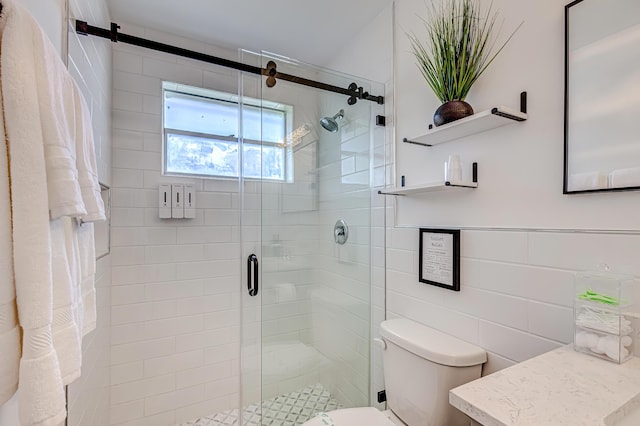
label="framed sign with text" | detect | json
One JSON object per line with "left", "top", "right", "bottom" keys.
{"left": 419, "top": 228, "right": 460, "bottom": 291}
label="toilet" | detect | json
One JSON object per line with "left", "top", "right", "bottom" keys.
{"left": 302, "top": 318, "right": 487, "bottom": 426}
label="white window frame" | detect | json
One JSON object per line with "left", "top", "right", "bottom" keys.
{"left": 161, "top": 82, "right": 293, "bottom": 181}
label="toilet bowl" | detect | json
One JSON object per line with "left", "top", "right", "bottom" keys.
{"left": 302, "top": 318, "right": 486, "bottom": 426}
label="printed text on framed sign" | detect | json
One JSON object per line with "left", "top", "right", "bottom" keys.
{"left": 419, "top": 228, "right": 460, "bottom": 291}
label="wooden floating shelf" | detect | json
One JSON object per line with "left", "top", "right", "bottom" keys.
{"left": 403, "top": 92, "right": 528, "bottom": 147}
{"left": 378, "top": 180, "right": 478, "bottom": 196}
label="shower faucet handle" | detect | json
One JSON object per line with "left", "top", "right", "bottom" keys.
{"left": 334, "top": 219, "right": 348, "bottom": 245}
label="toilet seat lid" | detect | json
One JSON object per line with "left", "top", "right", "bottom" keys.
{"left": 302, "top": 407, "right": 397, "bottom": 426}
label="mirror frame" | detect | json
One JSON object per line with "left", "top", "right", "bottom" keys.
{"left": 563, "top": 0, "right": 640, "bottom": 194}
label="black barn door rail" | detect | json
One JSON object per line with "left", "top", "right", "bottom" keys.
{"left": 75, "top": 20, "right": 384, "bottom": 105}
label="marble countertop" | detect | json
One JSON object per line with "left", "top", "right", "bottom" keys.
{"left": 450, "top": 345, "right": 640, "bottom": 426}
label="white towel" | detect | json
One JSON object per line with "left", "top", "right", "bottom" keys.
{"left": 77, "top": 222, "right": 97, "bottom": 336}
{"left": 73, "top": 86, "right": 105, "bottom": 223}
{"left": 0, "top": 50, "right": 20, "bottom": 406}
{"left": 609, "top": 167, "right": 640, "bottom": 188}
{"left": 568, "top": 171, "right": 608, "bottom": 191}
{"left": 31, "top": 14, "right": 85, "bottom": 220}
{"left": 1, "top": 1, "right": 67, "bottom": 424}
{"left": 50, "top": 218, "right": 82, "bottom": 385}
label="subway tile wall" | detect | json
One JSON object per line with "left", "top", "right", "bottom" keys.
{"left": 68, "top": 0, "right": 112, "bottom": 184}
{"left": 66, "top": 0, "right": 113, "bottom": 424}
{"left": 385, "top": 225, "right": 640, "bottom": 375}
{"left": 109, "top": 25, "right": 388, "bottom": 424}
{"left": 109, "top": 24, "right": 386, "bottom": 425}
{"left": 110, "top": 23, "right": 244, "bottom": 425}
{"left": 324, "top": 4, "right": 393, "bottom": 410}
{"left": 241, "top": 63, "right": 325, "bottom": 406}
{"left": 310, "top": 94, "right": 376, "bottom": 408}
{"left": 322, "top": 0, "right": 639, "bottom": 389}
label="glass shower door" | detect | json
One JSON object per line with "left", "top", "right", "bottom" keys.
{"left": 255, "top": 52, "right": 383, "bottom": 425}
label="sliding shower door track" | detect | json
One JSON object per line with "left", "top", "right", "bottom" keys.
{"left": 75, "top": 20, "right": 384, "bottom": 105}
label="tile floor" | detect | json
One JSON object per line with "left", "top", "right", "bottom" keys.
{"left": 181, "top": 383, "right": 341, "bottom": 426}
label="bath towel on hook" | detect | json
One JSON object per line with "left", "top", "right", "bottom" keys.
{"left": 0, "top": 20, "right": 20, "bottom": 407}
{"left": 0, "top": 0, "right": 105, "bottom": 424}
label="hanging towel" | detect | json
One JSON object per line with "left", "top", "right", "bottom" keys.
{"left": 71, "top": 72, "right": 103, "bottom": 337}
{"left": 77, "top": 222, "right": 97, "bottom": 336}
{"left": 31, "top": 15, "right": 85, "bottom": 220}
{"left": 0, "top": 55, "right": 20, "bottom": 406}
{"left": 73, "top": 85, "right": 105, "bottom": 223}
{"left": 0, "top": 0, "right": 67, "bottom": 424}
{"left": 69, "top": 42, "right": 103, "bottom": 340}
{"left": 50, "top": 217, "right": 83, "bottom": 385}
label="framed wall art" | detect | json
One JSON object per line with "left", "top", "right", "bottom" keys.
{"left": 419, "top": 228, "right": 460, "bottom": 291}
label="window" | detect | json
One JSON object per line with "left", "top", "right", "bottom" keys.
{"left": 162, "top": 82, "right": 291, "bottom": 180}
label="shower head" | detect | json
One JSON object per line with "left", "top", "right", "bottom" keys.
{"left": 320, "top": 109, "right": 344, "bottom": 133}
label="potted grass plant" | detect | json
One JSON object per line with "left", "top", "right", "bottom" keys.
{"left": 409, "top": 0, "right": 522, "bottom": 126}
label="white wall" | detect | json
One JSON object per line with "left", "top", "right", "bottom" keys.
{"left": 384, "top": 0, "right": 640, "bottom": 375}
{"left": 68, "top": 0, "right": 113, "bottom": 186}
{"left": 109, "top": 25, "right": 385, "bottom": 421}
{"left": 308, "top": 85, "right": 384, "bottom": 408}
{"left": 15, "top": 0, "right": 65, "bottom": 53}
{"left": 328, "top": 3, "right": 393, "bottom": 409}
{"left": 109, "top": 24, "right": 244, "bottom": 425}
{"left": 243, "top": 56, "right": 324, "bottom": 405}
{"left": 0, "top": 0, "right": 113, "bottom": 424}
{"left": 394, "top": 0, "right": 640, "bottom": 230}
{"left": 331, "top": 0, "right": 640, "bottom": 387}
{"left": 66, "top": 0, "right": 113, "bottom": 423}
{"left": 107, "top": 26, "right": 395, "bottom": 426}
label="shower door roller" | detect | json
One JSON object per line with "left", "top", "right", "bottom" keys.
{"left": 334, "top": 219, "right": 349, "bottom": 245}
{"left": 247, "top": 254, "right": 259, "bottom": 296}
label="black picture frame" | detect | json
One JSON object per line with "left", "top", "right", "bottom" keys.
{"left": 419, "top": 228, "right": 460, "bottom": 291}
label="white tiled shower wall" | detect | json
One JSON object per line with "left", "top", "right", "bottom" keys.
{"left": 309, "top": 90, "right": 382, "bottom": 408}
{"left": 85, "top": 3, "right": 640, "bottom": 425}
{"left": 0, "top": 0, "right": 113, "bottom": 424}
{"left": 67, "top": 0, "right": 113, "bottom": 423}
{"left": 327, "top": 3, "right": 393, "bottom": 409}
{"left": 238, "top": 54, "right": 323, "bottom": 411}
{"left": 242, "top": 55, "right": 386, "bottom": 411}
{"left": 109, "top": 24, "right": 244, "bottom": 426}
{"left": 109, "top": 24, "right": 380, "bottom": 425}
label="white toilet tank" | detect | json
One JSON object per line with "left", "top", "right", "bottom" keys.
{"left": 380, "top": 319, "right": 486, "bottom": 426}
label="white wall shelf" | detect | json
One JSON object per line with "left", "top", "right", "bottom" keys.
{"left": 403, "top": 92, "right": 528, "bottom": 147}
{"left": 378, "top": 180, "right": 477, "bottom": 196}
{"left": 379, "top": 163, "right": 478, "bottom": 196}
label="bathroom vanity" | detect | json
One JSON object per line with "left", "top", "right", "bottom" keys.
{"left": 449, "top": 345, "right": 640, "bottom": 425}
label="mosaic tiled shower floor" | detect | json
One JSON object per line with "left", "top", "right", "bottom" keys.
{"left": 181, "top": 383, "right": 342, "bottom": 426}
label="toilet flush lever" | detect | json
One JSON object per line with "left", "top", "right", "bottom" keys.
{"left": 334, "top": 219, "right": 348, "bottom": 244}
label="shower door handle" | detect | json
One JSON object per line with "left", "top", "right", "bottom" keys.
{"left": 247, "top": 254, "right": 259, "bottom": 296}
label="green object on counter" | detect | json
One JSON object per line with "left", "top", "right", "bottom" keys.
{"left": 577, "top": 289, "right": 620, "bottom": 305}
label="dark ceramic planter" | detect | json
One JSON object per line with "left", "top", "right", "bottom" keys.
{"left": 433, "top": 100, "right": 474, "bottom": 127}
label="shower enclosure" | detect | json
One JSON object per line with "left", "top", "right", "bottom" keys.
{"left": 235, "top": 52, "right": 386, "bottom": 426}
{"left": 97, "top": 18, "right": 386, "bottom": 422}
